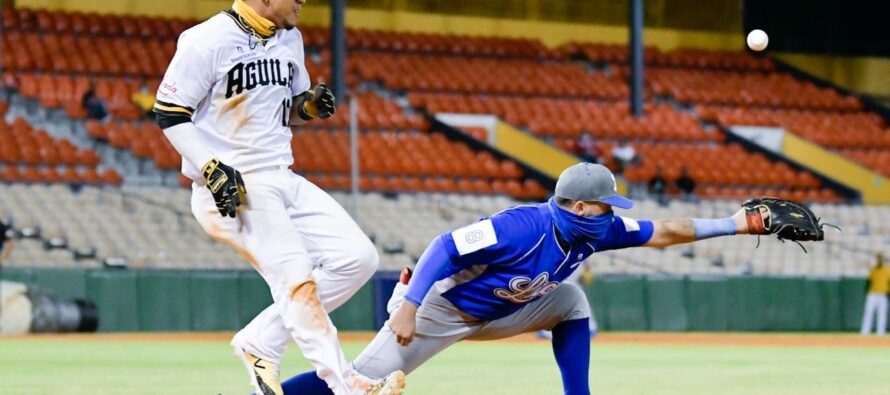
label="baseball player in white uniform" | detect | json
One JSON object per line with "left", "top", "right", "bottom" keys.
{"left": 153, "top": 1, "right": 405, "bottom": 394}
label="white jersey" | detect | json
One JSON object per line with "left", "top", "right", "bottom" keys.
{"left": 155, "top": 11, "right": 311, "bottom": 182}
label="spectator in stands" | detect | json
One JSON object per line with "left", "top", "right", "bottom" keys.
{"left": 1, "top": 73, "right": 19, "bottom": 94}
{"left": 577, "top": 133, "right": 600, "bottom": 163}
{"left": 81, "top": 82, "right": 108, "bottom": 121}
{"left": 611, "top": 139, "right": 639, "bottom": 175}
{"left": 131, "top": 79, "right": 156, "bottom": 119}
{"left": 0, "top": 219, "right": 12, "bottom": 262}
{"left": 861, "top": 252, "right": 890, "bottom": 336}
{"left": 675, "top": 166, "right": 697, "bottom": 201}
{"left": 648, "top": 166, "right": 668, "bottom": 206}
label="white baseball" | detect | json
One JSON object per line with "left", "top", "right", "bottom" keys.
{"left": 746, "top": 29, "right": 768, "bottom": 51}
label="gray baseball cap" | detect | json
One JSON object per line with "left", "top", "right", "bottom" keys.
{"left": 554, "top": 163, "right": 633, "bottom": 209}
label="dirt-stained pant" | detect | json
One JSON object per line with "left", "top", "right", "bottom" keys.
{"left": 191, "top": 168, "right": 378, "bottom": 395}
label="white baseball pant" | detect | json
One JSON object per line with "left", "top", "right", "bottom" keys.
{"left": 191, "top": 168, "right": 379, "bottom": 394}
{"left": 860, "top": 293, "right": 888, "bottom": 336}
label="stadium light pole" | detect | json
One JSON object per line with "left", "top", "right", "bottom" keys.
{"left": 349, "top": 96, "right": 360, "bottom": 219}
{"left": 331, "top": 0, "right": 347, "bottom": 101}
{"left": 629, "top": 0, "right": 644, "bottom": 118}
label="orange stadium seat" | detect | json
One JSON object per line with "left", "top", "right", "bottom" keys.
{"left": 1, "top": 166, "right": 22, "bottom": 182}
{"left": 80, "top": 168, "right": 102, "bottom": 184}
{"left": 60, "top": 167, "right": 80, "bottom": 183}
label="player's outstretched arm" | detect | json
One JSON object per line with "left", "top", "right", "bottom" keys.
{"left": 643, "top": 209, "right": 749, "bottom": 248}
{"left": 644, "top": 197, "right": 830, "bottom": 250}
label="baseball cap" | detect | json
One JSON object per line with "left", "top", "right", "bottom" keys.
{"left": 554, "top": 163, "right": 633, "bottom": 209}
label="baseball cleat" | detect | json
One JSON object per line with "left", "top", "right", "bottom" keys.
{"left": 234, "top": 347, "right": 283, "bottom": 395}
{"left": 365, "top": 370, "right": 406, "bottom": 395}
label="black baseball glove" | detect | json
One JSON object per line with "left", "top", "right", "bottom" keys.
{"left": 296, "top": 83, "right": 336, "bottom": 120}
{"left": 202, "top": 158, "right": 247, "bottom": 218}
{"left": 742, "top": 197, "right": 838, "bottom": 252}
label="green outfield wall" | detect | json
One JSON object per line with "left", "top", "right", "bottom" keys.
{"left": 1, "top": 268, "right": 867, "bottom": 332}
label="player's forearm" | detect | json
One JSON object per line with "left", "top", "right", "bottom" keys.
{"left": 646, "top": 219, "right": 696, "bottom": 247}
{"left": 161, "top": 122, "right": 215, "bottom": 169}
{"left": 646, "top": 214, "right": 748, "bottom": 247}
{"left": 404, "top": 236, "right": 462, "bottom": 306}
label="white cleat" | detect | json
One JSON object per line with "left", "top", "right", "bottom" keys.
{"left": 234, "top": 347, "right": 283, "bottom": 395}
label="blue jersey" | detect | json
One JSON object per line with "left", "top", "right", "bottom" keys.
{"left": 436, "top": 203, "right": 653, "bottom": 320}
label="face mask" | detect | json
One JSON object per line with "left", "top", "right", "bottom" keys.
{"left": 548, "top": 198, "right": 614, "bottom": 245}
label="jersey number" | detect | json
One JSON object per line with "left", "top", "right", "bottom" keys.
{"left": 280, "top": 98, "right": 292, "bottom": 126}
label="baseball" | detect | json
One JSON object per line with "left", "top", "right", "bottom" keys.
{"left": 747, "top": 29, "right": 768, "bottom": 51}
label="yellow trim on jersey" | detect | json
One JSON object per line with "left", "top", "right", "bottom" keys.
{"left": 232, "top": 0, "right": 276, "bottom": 38}
{"left": 153, "top": 103, "right": 194, "bottom": 116}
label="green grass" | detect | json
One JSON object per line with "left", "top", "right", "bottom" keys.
{"left": 0, "top": 336, "right": 887, "bottom": 395}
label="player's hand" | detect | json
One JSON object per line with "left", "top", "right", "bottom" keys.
{"left": 389, "top": 301, "right": 418, "bottom": 347}
{"left": 300, "top": 83, "right": 336, "bottom": 120}
{"left": 201, "top": 158, "right": 247, "bottom": 218}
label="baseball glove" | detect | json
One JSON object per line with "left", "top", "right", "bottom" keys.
{"left": 742, "top": 197, "right": 838, "bottom": 252}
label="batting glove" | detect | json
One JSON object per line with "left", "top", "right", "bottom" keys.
{"left": 297, "top": 83, "right": 336, "bottom": 120}
{"left": 201, "top": 158, "right": 247, "bottom": 218}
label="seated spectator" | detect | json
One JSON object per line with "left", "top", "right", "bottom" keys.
{"left": 0, "top": 219, "right": 12, "bottom": 261}
{"left": 1, "top": 72, "right": 19, "bottom": 92}
{"left": 577, "top": 133, "right": 600, "bottom": 163}
{"left": 675, "top": 166, "right": 697, "bottom": 201}
{"left": 131, "top": 79, "right": 156, "bottom": 119}
{"left": 611, "top": 139, "right": 640, "bottom": 174}
{"left": 82, "top": 82, "right": 108, "bottom": 120}
{"left": 648, "top": 166, "right": 668, "bottom": 206}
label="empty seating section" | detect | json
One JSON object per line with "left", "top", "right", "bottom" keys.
{"left": 292, "top": 93, "right": 543, "bottom": 199}
{"left": 0, "top": 116, "right": 121, "bottom": 184}
{"left": 409, "top": 94, "right": 714, "bottom": 142}
{"left": 2, "top": 31, "right": 175, "bottom": 77}
{"left": 293, "top": 129, "right": 547, "bottom": 199}
{"left": 407, "top": 93, "right": 834, "bottom": 201}
{"left": 354, "top": 53, "right": 628, "bottom": 98}
{"left": 649, "top": 69, "right": 860, "bottom": 110}
{"left": 1, "top": 7, "right": 192, "bottom": 39}
{"left": 565, "top": 43, "right": 774, "bottom": 71}
{"left": 0, "top": 184, "right": 241, "bottom": 269}
{"left": 333, "top": 27, "right": 555, "bottom": 58}
{"left": 700, "top": 106, "right": 890, "bottom": 177}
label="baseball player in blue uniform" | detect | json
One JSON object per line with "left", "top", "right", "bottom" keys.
{"left": 269, "top": 162, "right": 757, "bottom": 395}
